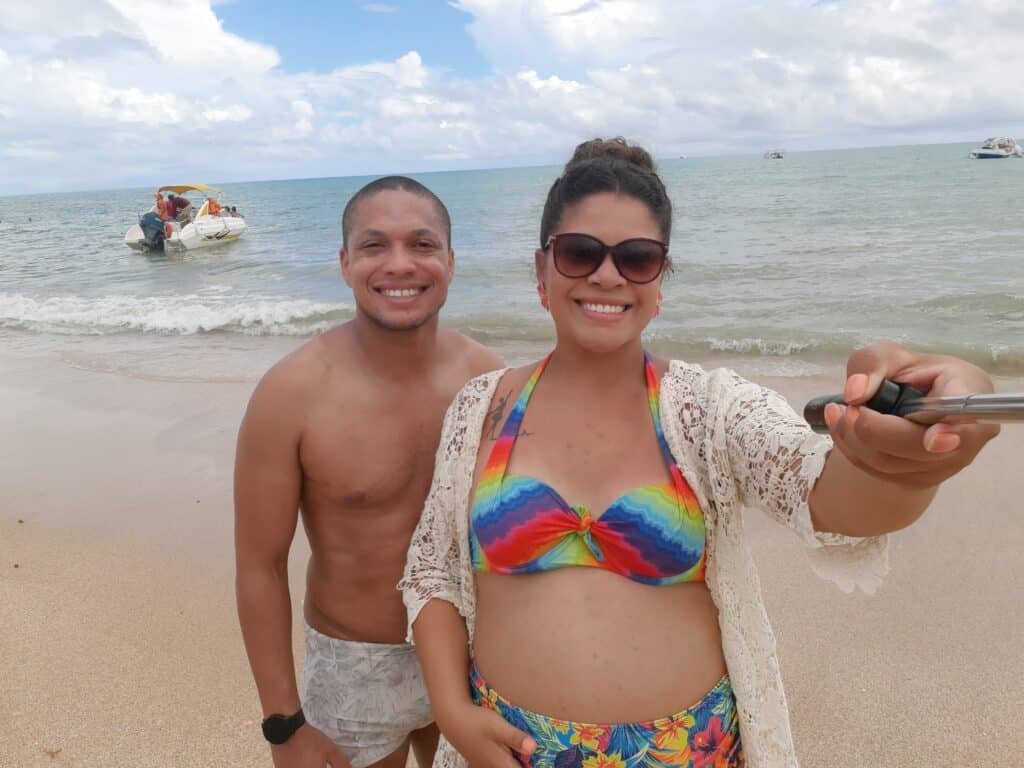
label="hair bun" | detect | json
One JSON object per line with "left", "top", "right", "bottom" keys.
{"left": 564, "top": 137, "right": 656, "bottom": 174}
{"left": 541, "top": 136, "right": 670, "bottom": 247}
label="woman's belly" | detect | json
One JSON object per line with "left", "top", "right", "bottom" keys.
{"left": 472, "top": 568, "right": 727, "bottom": 723}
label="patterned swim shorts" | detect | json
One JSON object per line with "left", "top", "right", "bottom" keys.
{"left": 301, "top": 621, "right": 434, "bottom": 768}
{"left": 469, "top": 659, "right": 744, "bottom": 768}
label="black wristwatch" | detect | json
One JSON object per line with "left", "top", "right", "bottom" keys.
{"left": 261, "top": 708, "right": 306, "bottom": 745}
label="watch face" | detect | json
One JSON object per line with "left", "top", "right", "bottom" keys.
{"left": 262, "top": 713, "right": 301, "bottom": 745}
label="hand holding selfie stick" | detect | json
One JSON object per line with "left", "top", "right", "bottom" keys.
{"left": 805, "top": 379, "right": 1024, "bottom": 433}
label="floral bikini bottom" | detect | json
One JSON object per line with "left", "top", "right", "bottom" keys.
{"left": 469, "top": 659, "right": 745, "bottom": 768}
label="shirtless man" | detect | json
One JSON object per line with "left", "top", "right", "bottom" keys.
{"left": 235, "top": 176, "right": 501, "bottom": 768}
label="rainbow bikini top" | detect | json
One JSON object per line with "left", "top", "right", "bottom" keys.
{"left": 469, "top": 352, "right": 706, "bottom": 586}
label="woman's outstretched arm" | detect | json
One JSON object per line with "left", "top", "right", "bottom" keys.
{"left": 809, "top": 342, "right": 1000, "bottom": 536}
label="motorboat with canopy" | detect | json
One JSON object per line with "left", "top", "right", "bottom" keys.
{"left": 124, "top": 184, "right": 247, "bottom": 251}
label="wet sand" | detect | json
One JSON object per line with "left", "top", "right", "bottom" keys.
{"left": 1, "top": 336, "right": 1021, "bottom": 767}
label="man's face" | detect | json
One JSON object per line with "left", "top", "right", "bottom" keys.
{"left": 340, "top": 189, "right": 454, "bottom": 331}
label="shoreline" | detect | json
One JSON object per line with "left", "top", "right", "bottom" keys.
{"left": 2, "top": 333, "right": 1022, "bottom": 767}
{"left": 5, "top": 323, "right": 1024, "bottom": 379}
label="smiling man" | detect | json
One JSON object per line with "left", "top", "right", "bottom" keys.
{"left": 235, "top": 177, "right": 501, "bottom": 768}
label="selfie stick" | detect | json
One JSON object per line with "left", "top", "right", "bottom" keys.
{"left": 804, "top": 380, "right": 1024, "bottom": 433}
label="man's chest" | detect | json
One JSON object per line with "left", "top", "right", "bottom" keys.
{"left": 300, "top": 393, "right": 451, "bottom": 510}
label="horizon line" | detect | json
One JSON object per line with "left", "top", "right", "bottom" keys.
{"left": 0, "top": 137, "right": 993, "bottom": 199}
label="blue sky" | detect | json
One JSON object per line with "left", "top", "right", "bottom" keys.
{"left": 216, "top": 0, "right": 490, "bottom": 77}
{"left": 1, "top": 0, "right": 1023, "bottom": 194}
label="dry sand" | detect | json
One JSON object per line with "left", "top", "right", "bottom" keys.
{"left": 1, "top": 338, "right": 1021, "bottom": 767}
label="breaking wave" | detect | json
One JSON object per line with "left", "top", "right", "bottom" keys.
{"left": 0, "top": 293, "right": 353, "bottom": 336}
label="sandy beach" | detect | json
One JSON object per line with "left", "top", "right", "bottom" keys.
{"left": 2, "top": 332, "right": 1021, "bottom": 768}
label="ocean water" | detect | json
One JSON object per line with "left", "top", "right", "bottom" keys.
{"left": 2, "top": 142, "right": 1023, "bottom": 375}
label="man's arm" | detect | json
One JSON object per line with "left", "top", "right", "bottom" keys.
{"left": 234, "top": 365, "right": 305, "bottom": 717}
{"left": 235, "top": 363, "right": 350, "bottom": 768}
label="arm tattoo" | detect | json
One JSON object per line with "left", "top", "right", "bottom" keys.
{"left": 486, "top": 391, "right": 534, "bottom": 440}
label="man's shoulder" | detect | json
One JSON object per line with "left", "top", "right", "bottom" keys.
{"left": 250, "top": 326, "right": 353, "bottom": 404}
{"left": 439, "top": 328, "right": 504, "bottom": 376}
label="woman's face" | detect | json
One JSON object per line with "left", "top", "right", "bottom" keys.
{"left": 536, "top": 192, "right": 666, "bottom": 354}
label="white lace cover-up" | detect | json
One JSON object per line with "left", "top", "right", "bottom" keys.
{"left": 399, "top": 361, "right": 890, "bottom": 768}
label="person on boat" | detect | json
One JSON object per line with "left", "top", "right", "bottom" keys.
{"left": 154, "top": 192, "right": 168, "bottom": 221}
{"left": 235, "top": 176, "right": 502, "bottom": 768}
{"left": 400, "top": 137, "right": 1000, "bottom": 768}
{"left": 207, "top": 197, "right": 222, "bottom": 216}
{"left": 166, "top": 192, "right": 192, "bottom": 222}
{"left": 231, "top": 205, "right": 244, "bottom": 219}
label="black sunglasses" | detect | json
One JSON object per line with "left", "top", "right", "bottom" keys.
{"left": 545, "top": 233, "right": 668, "bottom": 285}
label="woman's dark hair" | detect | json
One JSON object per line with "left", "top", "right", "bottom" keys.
{"left": 539, "top": 137, "right": 672, "bottom": 247}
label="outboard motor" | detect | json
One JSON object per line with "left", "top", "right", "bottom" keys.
{"left": 138, "top": 211, "right": 166, "bottom": 250}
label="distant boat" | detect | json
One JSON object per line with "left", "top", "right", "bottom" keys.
{"left": 969, "top": 137, "right": 1023, "bottom": 159}
{"left": 124, "top": 184, "right": 248, "bottom": 252}
{"left": 763, "top": 149, "right": 785, "bottom": 160}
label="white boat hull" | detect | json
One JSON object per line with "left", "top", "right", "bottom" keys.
{"left": 969, "top": 137, "right": 1023, "bottom": 159}
{"left": 124, "top": 223, "right": 147, "bottom": 251}
{"left": 166, "top": 215, "right": 247, "bottom": 251}
{"left": 123, "top": 215, "right": 247, "bottom": 251}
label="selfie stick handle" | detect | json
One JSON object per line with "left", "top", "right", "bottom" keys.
{"left": 804, "top": 380, "right": 1024, "bottom": 433}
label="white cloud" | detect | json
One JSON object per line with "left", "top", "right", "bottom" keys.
{"left": 456, "top": 0, "right": 1024, "bottom": 136}
{"left": 4, "top": 140, "right": 59, "bottom": 160}
{"left": 23, "top": 60, "right": 185, "bottom": 125}
{"left": 516, "top": 70, "right": 582, "bottom": 94}
{"left": 272, "top": 99, "right": 315, "bottom": 140}
{"left": 1, "top": 0, "right": 1024, "bottom": 194}
{"left": 104, "top": 0, "right": 278, "bottom": 71}
{"left": 453, "top": 0, "right": 662, "bottom": 72}
{"left": 201, "top": 104, "right": 253, "bottom": 123}
{"left": 425, "top": 147, "right": 471, "bottom": 161}
{"left": 351, "top": 50, "right": 429, "bottom": 90}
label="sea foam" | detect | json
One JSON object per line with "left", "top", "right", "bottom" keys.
{"left": 0, "top": 293, "right": 351, "bottom": 336}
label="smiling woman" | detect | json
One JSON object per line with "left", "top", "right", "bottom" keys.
{"left": 400, "top": 137, "right": 1002, "bottom": 768}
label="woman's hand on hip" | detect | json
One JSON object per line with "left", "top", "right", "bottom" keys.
{"left": 443, "top": 702, "right": 535, "bottom": 768}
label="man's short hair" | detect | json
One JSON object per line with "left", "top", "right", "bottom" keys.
{"left": 342, "top": 176, "right": 451, "bottom": 249}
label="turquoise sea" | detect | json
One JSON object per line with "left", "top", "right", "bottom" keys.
{"left": 2, "top": 142, "right": 1023, "bottom": 376}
